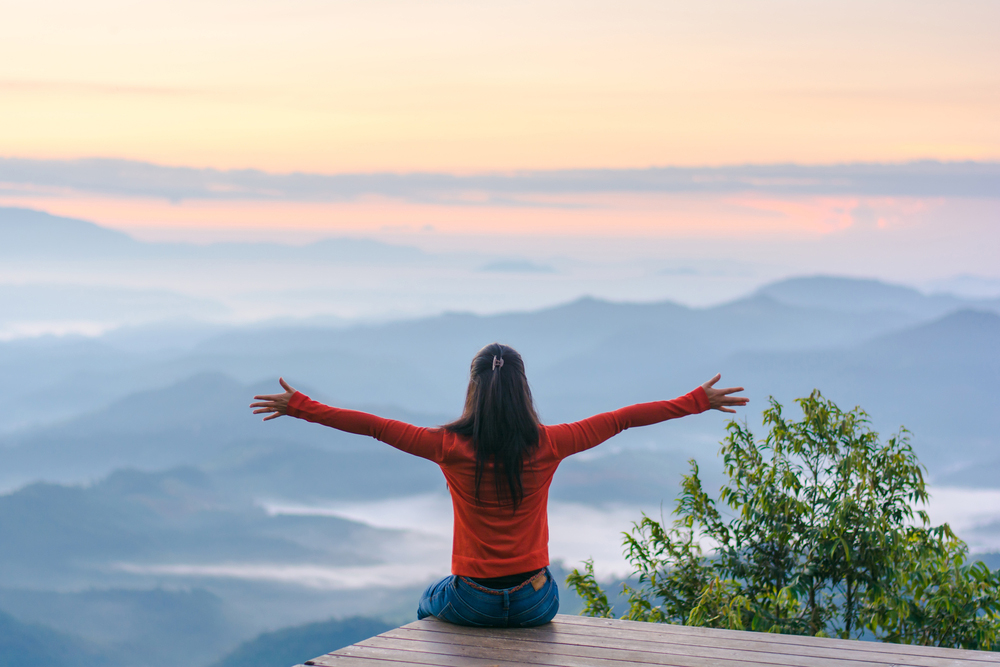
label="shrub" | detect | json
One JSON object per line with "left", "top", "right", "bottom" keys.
{"left": 568, "top": 391, "right": 1000, "bottom": 649}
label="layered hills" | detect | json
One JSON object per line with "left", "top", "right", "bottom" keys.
{"left": 2, "top": 206, "right": 999, "bottom": 666}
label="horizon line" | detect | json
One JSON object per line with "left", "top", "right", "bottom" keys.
{"left": 2, "top": 156, "right": 998, "bottom": 204}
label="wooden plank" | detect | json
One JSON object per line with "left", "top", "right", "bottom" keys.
{"left": 308, "top": 645, "right": 517, "bottom": 666}
{"left": 387, "top": 622, "right": 969, "bottom": 667}
{"left": 338, "top": 638, "right": 736, "bottom": 667}
{"left": 554, "top": 615, "right": 1000, "bottom": 662}
{"left": 315, "top": 642, "right": 621, "bottom": 666}
{"left": 419, "top": 620, "right": 957, "bottom": 666}
{"left": 306, "top": 657, "right": 432, "bottom": 667}
{"left": 368, "top": 629, "right": 965, "bottom": 667}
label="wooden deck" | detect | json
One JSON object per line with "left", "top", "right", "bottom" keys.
{"left": 300, "top": 614, "right": 1000, "bottom": 666}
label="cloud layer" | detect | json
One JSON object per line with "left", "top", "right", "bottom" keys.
{"left": 2, "top": 158, "right": 998, "bottom": 204}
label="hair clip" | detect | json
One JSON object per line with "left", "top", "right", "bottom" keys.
{"left": 492, "top": 356, "right": 504, "bottom": 371}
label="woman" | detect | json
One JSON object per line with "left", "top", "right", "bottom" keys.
{"left": 250, "top": 343, "right": 747, "bottom": 628}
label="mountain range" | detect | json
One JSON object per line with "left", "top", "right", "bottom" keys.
{"left": 3, "top": 205, "right": 1000, "bottom": 666}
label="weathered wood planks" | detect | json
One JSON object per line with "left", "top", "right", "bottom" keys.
{"left": 300, "top": 614, "right": 1000, "bottom": 667}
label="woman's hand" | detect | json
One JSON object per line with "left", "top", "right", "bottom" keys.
{"left": 250, "top": 378, "right": 298, "bottom": 421}
{"left": 701, "top": 374, "right": 748, "bottom": 413}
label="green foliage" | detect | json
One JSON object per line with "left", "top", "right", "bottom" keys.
{"left": 868, "top": 534, "right": 1000, "bottom": 650}
{"left": 568, "top": 391, "right": 1000, "bottom": 649}
{"left": 565, "top": 560, "right": 614, "bottom": 619}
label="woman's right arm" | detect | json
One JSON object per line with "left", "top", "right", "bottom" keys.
{"left": 251, "top": 378, "right": 445, "bottom": 463}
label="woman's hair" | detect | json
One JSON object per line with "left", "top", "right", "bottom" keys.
{"left": 444, "top": 343, "right": 540, "bottom": 511}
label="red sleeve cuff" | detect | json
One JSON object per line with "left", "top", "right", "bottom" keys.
{"left": 286, "top": 391, "right": 309, "bottom": 418}
{"left": 692, "top": 386, "right": 711, "bottom": 413}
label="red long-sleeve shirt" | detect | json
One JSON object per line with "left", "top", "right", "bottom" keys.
{"left": 287, "top": 387, "right": 710, "bottom": 578}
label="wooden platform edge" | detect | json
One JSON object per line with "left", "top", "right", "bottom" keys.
{"left": 301, "top": 613, "right": 1000, "bottom": 667}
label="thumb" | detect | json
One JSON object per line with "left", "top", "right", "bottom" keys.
{"left": 704, "top": 373, "right": 721, "bottom": 388}
{"left": 279, "top": 377, "right": 293, "bottom": 393}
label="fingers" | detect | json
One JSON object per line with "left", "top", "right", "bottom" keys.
{"left": 703, "top": 374, "right": 749, "bottom": 412}
{"left": 720, "top": 395, "right": 749, "bottom": 404}
{"left": 251, "top": 379, "right": 294, "bottom": 422}
{"left": 254, "top": 379, "right": 296, "bottom": 403}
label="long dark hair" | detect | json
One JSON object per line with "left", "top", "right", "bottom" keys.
{"left": 444, "top": 343, "right": 540, "bottom": 511}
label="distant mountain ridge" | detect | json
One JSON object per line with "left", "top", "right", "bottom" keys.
{"left": 208, "top": 616, "right": 392, "bottom": 667}
{"left": 3, "top": 288, "right": 998, "bottom": 491}
{"left": 0, "top": 207, "right": 136, "bottom": 256}
{"left": 10, "top": 203, "right": 1000, "bottom": 667}
{"left": 0, "top": 206, "right": 428, "bottom": 263}
{"left": 3, "top": 258, "right": 1000, "bottom": 667}
{"left": 756, "top": 275, "right": 999, "bottom": 319}
{"left": 0, "top": 609, "right": 109, "bottom": 667}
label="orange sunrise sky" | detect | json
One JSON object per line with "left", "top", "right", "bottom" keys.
{"left": 1, "top": 0, "right": 998, "bottom": 247}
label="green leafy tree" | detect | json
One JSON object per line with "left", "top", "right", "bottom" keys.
{"left": 868, "top": 532, "right": 1000, "bottom": 649}
{"left": 568, "top": 391, "right": 1000, "bottom": 649}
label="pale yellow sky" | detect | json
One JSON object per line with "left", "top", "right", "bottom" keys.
{"left": 2, "top": 0, "right": 998, "bottom": 173}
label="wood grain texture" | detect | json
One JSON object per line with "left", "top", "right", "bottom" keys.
{"left": 303, "top": 614, "right": 1000, "bottom": 667}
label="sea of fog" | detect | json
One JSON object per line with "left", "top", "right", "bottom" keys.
{"left": 111, "top": 489, "right": 1000, "bottom": 593}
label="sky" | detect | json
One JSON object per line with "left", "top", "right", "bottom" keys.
{"left": 3, "top": 0, "right": 998, "bottom": 171}
{"left": 1, "top": 0, "right": 999, "bottom": 298}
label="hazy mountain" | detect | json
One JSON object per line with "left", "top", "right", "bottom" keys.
{"left": 0, "top": 589, "right": 236, "bottom": 667}
{"left": 208, "top": 616, "right": 391, "bottom": 667}
{"left": 755, "top": 275, "right": 988, "bottom": 318}
{"left": 0, "top": 466, "right": 408, "bottom": 589}
{"left": 5, "top": 284, "right": 999, "bottom": 490}
{"left": 156, "top": 291, "right": 924, "bottom": 423}
{"left": 4, "top": 307, "right": 997, "bottom": 508}
{"left": 3, "top": 286, "right": 922, "bottom": 435}
{"left": 724, "top": 309, "right": 1000, "bottom": 471}
{"left": 1, "top": 374, "right": 260, "bottom": 486}
{"left": 15, "top": 204, "right": 1000, "bottom": 665}
{"left": 0, "top": 609, "right": 110, "bottom": 667}
{"left": 0, "top": 206, "right": 430, "bottom": 264}
{"left": 2, "top": 274, "right": 999, "bottom": 667}
{"left": 0, "top": 467, "right": 438, "bottom": 665}
{"left": 0, "top": 207, "right": 138, "bottom": 259}
{"left": 0, "top": 206, "right": 444, "bottom": 336}
{"left": 0, "top": 372, "right": 452, "bottom": 492}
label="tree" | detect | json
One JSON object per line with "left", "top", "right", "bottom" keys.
{"left": 568, "top": 391, "right": 1000, "bottom": 649}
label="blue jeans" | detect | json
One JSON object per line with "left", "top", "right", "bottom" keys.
{"left": 417, "top": 568, "right": 559, "bottom": 627}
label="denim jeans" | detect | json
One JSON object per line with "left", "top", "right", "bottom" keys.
{"left": 417, "top": 568, "right": 559, "bottom": 627}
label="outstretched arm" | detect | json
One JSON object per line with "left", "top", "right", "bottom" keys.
{"left": 548, "top": 375, "right": 748, "bottom": 459}
{"left": 250, "top": 378, "right": 445, "bottom": 463}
